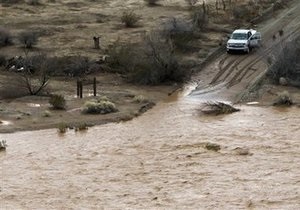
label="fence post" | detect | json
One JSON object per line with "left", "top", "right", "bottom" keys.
{"left": 93, "top": 77, "right": 97, "bottom": 96}
{"left": 77, "top": 79, "right": 80, "bottom": 97}
{"left": 79, "top": 81, "right": 83, "bottom": 99}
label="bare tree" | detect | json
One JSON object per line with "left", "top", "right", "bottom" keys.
{"left": 8, "top": 51, "right": 50, "bottom": 96}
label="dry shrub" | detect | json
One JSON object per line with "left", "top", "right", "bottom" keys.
{"left": 201, "top": 101, "right": 240, "bottom": 115}
{"left": 0, "top": 27, "right": 13, "bottom": 47}
{"left": 57, "top": 122, "right": 68, "bottom": 133}
{"left": 0, "top": 55, "right": 6, "bottom": 66}
{"left": 133, "top": 95, "right": 149, "bottom": 103}
{"left": 232, "top": 5, "right": 251, "bottom": 21}
{"left": 74, "top": 122, "right": 89, "bottom": 131}
{"left": 267, "top": 35, "right": 300, "bottom": 87}
{"left": 18, "top": 31, "right": 38, "bottom": 48}
{"left": 27, "top": 0, "right": 41, "bottom": 5}
{"left": 162, "top": 18, "right": 195, "bottom": 51}
{"left": 185, "top": 0, "right": 198, "bottom": 7}
{"left": 106, "top": 32, "right": 189, "bottom": 85}
{"left": 82, "top": 99, "right": 117, "bottom": 114}
{"left": 49, "top": 94, "right": 66, "bottom": 110}
{"left": 273, "top": 91, "right": 293, "bottom": 106}
{"left": 144, "top": 0, "right": 159, "bottom": 6}
{"left": 0, "top": 0, "right": 23, "bottom": 4}
{"left": 121, "top": 10, "right": 141, "bottom": 28}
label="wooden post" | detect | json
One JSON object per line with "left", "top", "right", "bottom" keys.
{"left": 93, "top": 36, "right": 101, "bottom": 49}
{"left": 76, "top": 79, "right": 80, "bottom": 97}
{"left": 93, "top": 77, "right": 97, "bottom": 96}
{"left": 79, "top": 81, "right": 83, "bottom": 98}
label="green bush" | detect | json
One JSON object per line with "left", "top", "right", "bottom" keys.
{"left": 121, "top": 10, "right": 140, "bottom": 27}
{"left": 82, "top": 99, "right": 117, "bottom": 114}
{"left": 49, "top": 94, "right": 66, "bottom": 110}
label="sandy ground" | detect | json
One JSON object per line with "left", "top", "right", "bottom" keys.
{"left": 0, "top": 0, "right": 299, "bottom": 133}
{"left": 0, "top": 0, "right": 232, "bottom": 133}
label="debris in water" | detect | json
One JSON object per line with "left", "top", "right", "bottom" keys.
{"left": 0, "top": 140, "right": 7, "bottom": 151}
{"left": 205, "top": 143, "right": 221, "bottom": 152}
{"left": 246, "top": 101, "right": 259, "bottom": 105}
{"left": 201, "top": 101, "right": 240, "bottom": 115}
{"left": 273, "top": 91, "right": 293, "bottom": 106}
{"left": 233, "top": 147, "right": 252, "bottom": 156}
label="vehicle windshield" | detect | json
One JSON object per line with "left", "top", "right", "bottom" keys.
{"left": 231, "top": 33, "right": 248, "bottom": 40}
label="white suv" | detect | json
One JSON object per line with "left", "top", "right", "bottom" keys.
{"left": 227, "top": 29, "right": 261, "bottom": 53}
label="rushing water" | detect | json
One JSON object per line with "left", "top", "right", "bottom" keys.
{"left": 1, "top": 93, "right": 300, "bottom": 209}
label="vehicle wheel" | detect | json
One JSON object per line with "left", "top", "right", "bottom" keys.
{"left": 245, "top": 47, "right": 250, "bottom": 54}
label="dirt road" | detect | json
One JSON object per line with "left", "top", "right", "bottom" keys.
{"left": 190, "top": 0, "right": 300, "bottom": 102}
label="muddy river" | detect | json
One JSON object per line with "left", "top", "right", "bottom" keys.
{"left": 1, "top": 90, "right": 300, "bottom": 209}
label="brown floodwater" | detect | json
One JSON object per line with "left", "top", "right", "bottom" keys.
{"left": 1, "top": 91, "right": 300, "bottom": 209}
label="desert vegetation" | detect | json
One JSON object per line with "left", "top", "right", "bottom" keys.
{"left": 0, "top": 0, "right": 293, "bottom": 131}
{"left": 49, "top": 94, "right": 66, "bottom": 110}
{"left": 82, "top": 98, "right": 118, "bottom": 114}
{"left": 267, "top": 35, "right": 300, "bottom": 87}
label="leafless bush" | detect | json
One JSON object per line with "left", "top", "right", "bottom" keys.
{"left": 191, "top": 6, "right": 208, "bottom": 31}
{"left": 162, "top": 18, "right": 195, "bottom": 51}
{"left": 0, "top": 0, "right": 23, "bottom": 4}
{"left": 185, "top": 0, "right": 198, "bottom": 7}
{"left": 27, "top": 0, "right": 41, "bottom": 5}
{"left": 232, "top": 5, "right": 251, "bottom": 21}
{"left": 121, "top": 10, "right": 141, "bottom": 28}
{"left": 144, "top": 0, "right": 159, "bottom": 6}
{"left": 0, "top": 27, "right": 13, "bottom": 47}
{"left": 267, "top": 35, "right": 300, "bottom": 87}
{"left": 106, "top": 31, "right": 189, "bottom": 85}
{"left": 105, "top": 40, "right": 138, "bottom": 74}
{"left": 0, "top": 55, "right": 6, "bottom": 66}
{"left": 3, "top": 53, "right": 50, "bottom": 96}
{"left": 63, "top": 56, "right": 90, "bottom": 77}
{"left": 18, "top": 31, "right": 38, "bottom": 48}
